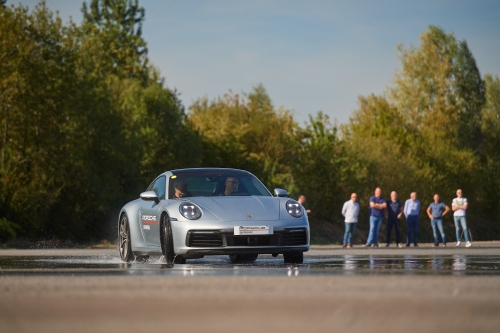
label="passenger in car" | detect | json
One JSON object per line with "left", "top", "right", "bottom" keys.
{"left": 174, "top": 180, "right": 193, "bottom": 198}
{"left": 220, "top": 177, "right": 239, "bottom": 196}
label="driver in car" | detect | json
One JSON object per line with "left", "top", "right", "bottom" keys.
{"left": 220, "top": 177, "right": 239, "bottom": 196}
{"left": 174, "top": 180, "right": 192, "bottom": 198}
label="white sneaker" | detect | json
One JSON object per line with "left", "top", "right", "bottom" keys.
{"left": 466, "top": 241, "right": 472, "bottom": 247}
{"left": 456, "top": 241, "right": 461, "bottom": 247}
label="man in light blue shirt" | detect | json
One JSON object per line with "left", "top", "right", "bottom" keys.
{"left": 404, "top": 192, "right": 420, "bottom": 247}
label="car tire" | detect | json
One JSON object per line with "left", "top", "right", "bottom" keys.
{"left": 283, "top": 251, "right": 303, "bottom": 264}
{"left": 174, "top": 256, "right": 187, "bottom": 264}
{"left": 119, "top": 214, "right": 134, "bottom": 262}
{"left": 161, "top": 214, "right": 175, "bottom": 264}
{"left": 229, "top": 254, "right": 258, "bottom": 263}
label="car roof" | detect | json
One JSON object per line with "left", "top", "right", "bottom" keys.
{"left": 158, "top": 167, "right": 254, "bottom": 178}
{"left": 168, "top": 167, "right": 252, "bottom": 175}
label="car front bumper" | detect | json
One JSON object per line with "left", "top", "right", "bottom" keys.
{"left": 172, "top": 219, "right": 310, "bottom": 256}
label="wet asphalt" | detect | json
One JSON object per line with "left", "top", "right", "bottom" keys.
{"left": 1, "top": 242, "right": 499, "bottom": 276}
{"left": 2, "top": 243, "right": 500, "bottom": 333}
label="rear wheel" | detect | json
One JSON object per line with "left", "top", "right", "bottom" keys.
{"left": 283, "top": 252, "right": 303, "bottom": 264}
{"left": 229, "top": 254, "right": 258, "bottom": 263}
{"left": 119, "top": 214, "right": 134, "bottom": 262}
{"left": 161, "top": 214, "right": 175, "bottom": 264}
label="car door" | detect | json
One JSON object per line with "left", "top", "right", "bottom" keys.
{"left": 140, "top": 176, "right": 166, "bottom": 246}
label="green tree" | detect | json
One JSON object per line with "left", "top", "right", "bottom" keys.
{"left": 391, "top": 26, "right": 485, "bottom": 151}
{"left": 294, "top": 112, "right": 351, "bottom": 218}
{"left": 0, "top": 1, "right": 199, "bottom": 243}
{"left": 455, "top": 40, "right": 486, "bottom": 152}
{"left": 479, "top": 75, "right": 500, "bottom": 231}
{"left": 81, "top": 0, "right": 149, "bottom": 82}
{"left": 189, "top": 86, "right": 300, "bottom": 191}
{"left": 0, "top": 3, "right": 77, "bottom": 238}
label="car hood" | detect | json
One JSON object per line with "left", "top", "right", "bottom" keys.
{"left": 189, "top": 196, "right": 280, "bottom": 221}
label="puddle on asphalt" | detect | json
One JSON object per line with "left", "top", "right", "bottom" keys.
{"left": 0, "top": 254, "right": 499, "bottom": 276}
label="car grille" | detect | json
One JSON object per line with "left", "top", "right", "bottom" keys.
{"left": 188, "top": 232, "right": 224, "bottom": 247}
{"left": 228, "top": 235, "right": 279, "bottom": 246}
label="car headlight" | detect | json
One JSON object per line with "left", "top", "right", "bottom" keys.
{"left": 286, "top": 200, "right": 304, "bottom": 218}
{"left": 179, "top": 202, "right": 202, "bottom": 220}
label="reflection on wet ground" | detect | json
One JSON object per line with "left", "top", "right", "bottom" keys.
{"left": 1, "top": 254, "right": 499, "bottom": 276}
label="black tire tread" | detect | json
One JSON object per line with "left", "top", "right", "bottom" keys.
{"left": 161, "top": 214, "right": 175, "bottom": 264}
{"left": 283, "top": 252, "right": 303, "bottom": 264}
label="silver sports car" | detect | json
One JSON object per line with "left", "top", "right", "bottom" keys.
{"left": 118, "top": 168, "right": 309, "bottom": 264}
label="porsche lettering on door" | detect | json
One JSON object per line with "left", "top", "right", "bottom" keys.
{"left": 142, "top": 215, "right": 158, "bottom": 224}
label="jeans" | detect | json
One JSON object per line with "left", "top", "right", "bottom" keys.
{"left": 367, "top": 216, "right": 383, "bottom": 245}
{"left": 386, "top": 218, "right": 401, "bottom": 244}
{"left": 343, "top": 222, "right": 357, "bottom": 245}
{"left": 454, "top": 216, "right": 470, "bottom": 242}
{"left": 406, "top": 215, "right": 419, "bottom": 245}
{"left": 431, "top": 219, "right": 446, "bottom": 244}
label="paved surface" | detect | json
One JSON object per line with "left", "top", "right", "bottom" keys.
{"left": 1, "top": 275, "right": 499, "bottom": 333}
{"left": 1, "top": 242, "right": 500, "bottom": 333}
{"left": 2, "top": 240, "right": 500, "bottom": 256}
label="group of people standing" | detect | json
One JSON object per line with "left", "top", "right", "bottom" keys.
{"left": 340, "top": 188, "right": 472, "bottom": 248}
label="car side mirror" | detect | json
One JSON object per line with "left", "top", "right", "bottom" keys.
{"left": 274, "top": 188, "right": 288, "bottom": 197}
{"left": 140, "top": 191, "right": 160, "bottom": 204}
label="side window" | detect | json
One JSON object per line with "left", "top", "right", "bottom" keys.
{"left": 152, "top": 176, "right": 166, "bottom": 200}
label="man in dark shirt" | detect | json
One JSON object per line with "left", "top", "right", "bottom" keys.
{"left": 363, "top": 187, "right": 387, "bottom": 247}
{"left": 173, "top": 180, "right": 193, "bottom": 198}
{"left": 219, "top": 177, "right": 239, "bottom": 196}
{"left": 427, "top": 194, "right": 450, "bottom": 247}
{"left": 385, "top": 191, "right": 403, "bottom": 247}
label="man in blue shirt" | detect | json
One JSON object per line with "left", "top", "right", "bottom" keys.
{"left": 404, "top": 192, "right": 420, "bottom": 247}
{"left": 385, "top": 191, "right": 403, "bottom": 247}
{"left": 426, "top": 194, "right": 450, "bottom": 247}
{"left": 363, "top": 187, "right": 387, "bottom": 247}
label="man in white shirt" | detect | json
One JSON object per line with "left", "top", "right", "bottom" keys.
{"left": 452, "top": 189, "right": 472, "bottom": 247}
{"left": 341, "top": 193, "right": 360, "bottom": 248}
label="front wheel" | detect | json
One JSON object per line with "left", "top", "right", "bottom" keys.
{"left": 119, "top": 214, "right": 134, "bottom": 262}
{"left": 174, "top": 256, "right": 187, "bottom": 264}
{"left": 283, "top": 252, "right": 303, "bottom": 264}
{"left": 161, "top": 214, "right": 175, "bottom": 264}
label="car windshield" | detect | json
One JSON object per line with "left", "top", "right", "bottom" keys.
{"left": 168, "top": 170, "right": 271, "bottom": 199}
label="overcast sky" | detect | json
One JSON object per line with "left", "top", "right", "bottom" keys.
{"left": 15, "top": 0, "right": 500, "bottom": 125}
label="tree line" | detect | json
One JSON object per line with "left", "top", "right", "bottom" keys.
{"left": 0, "top": 1, "right": 499, "bottom": 245}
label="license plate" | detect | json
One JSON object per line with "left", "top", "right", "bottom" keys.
{"left": 234, "top": 225, "right": 273, "bottom": 235}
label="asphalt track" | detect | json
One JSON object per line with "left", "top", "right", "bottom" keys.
{"left": 1, "top": 242, "right": 500, "bottom": 333}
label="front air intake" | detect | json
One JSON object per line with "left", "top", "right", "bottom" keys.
{"left": 187, "top": 231, "right": 224, "bottom": 247}
{"left": 279, "top": 228, "right": 308, "bottom": 246}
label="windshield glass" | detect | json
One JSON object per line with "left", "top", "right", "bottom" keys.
{"left": 168, "top": 170, "right": 271, "bottom": 199}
